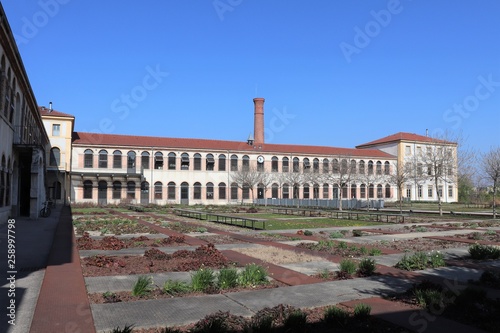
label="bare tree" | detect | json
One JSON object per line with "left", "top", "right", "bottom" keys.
{"left": 230, "top": 167, "right": 261, "bottom": 203}
{"left": 480, "top": 146, "right": 500, "bottom": 219}
{"left": 416, "top": 134, "right": 458, "bottom": 216}
{"left": 320, "top": 156, "right": 355, "bottom": 211}
{"left": 388, "top": 161, "right": 413, "bottom": 213}
{"left": 255, "top": 171, "right": 274, "bottom": 205}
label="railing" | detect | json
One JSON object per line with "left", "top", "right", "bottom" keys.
{"left": 174, "top": 209, "right": 266, "bottom": 230}
{"left": 254, "top": 198, "right": 384, "bottom": 210}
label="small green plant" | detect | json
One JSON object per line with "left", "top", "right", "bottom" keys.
{"left": 485, "top": 229, "right": 496, "bottom": 236}
{"left": 429, "top": 251, "right": 446, "bottom": 267}
{"left": 318, "top": 268, "right": 331, "bottom": 279}
{"left": 353, "top": 303, "right": 371, "bottom": 319}
{"left": 217, "top": 267, "right": 239, "bottom": 290}
{"left": 323, "top": 306, "right": 349, "bottom": 326}
{"left": 303, "top": 230, "right": 313, "bottom": 236}
{"left": 283, "top": 310, "right": 307, "bottom": 333}
{"left": 109, "top": 324, "right": 134, "bottom": 333}
{"left": 395, "top": 251, "right": 445, "bottom": 271}
{"left": 469, "top": 243, "right": 500, "bottom": 259}
{"left": 239, "top": 264, "right": 268, "bottom": 287}
{"left": 337, "top": 241, "right": 348, "bottom": 249}
{"left": 357, "top": 258, "right": 377, "bottom": 276}
{"left": 329, "top": 231, "right": 345, "bottom": 239}
{"left": 369, "top": 248, "right": 382, "bottom": 256}
{"left": 102, "top": 291, "right": 120, "bottom": 303}
{"left": 162, "top": 279, "right": 191, "bottom": 296}
{"left": 338, "top": 258, "right": 357, "bottom": 276}
{"left": 414, "top": 226, "right": 427, "bottom": 232}
{"left": 196, "top": 227, "right": 208, "bottom": 233}
{"left": 414, "top": 288, "right": 446, "bottom": 311}
{"left": 469, "top": 232, "right": 483, "bottom": 240}
{"left": 132, "top": 276, "right": 152, "bottom": 296}
{"left": 191, "top": 268, "right": 216, "bottom": 292}
{"left": 359, "top": 246, "right": 368, "bottom": 255}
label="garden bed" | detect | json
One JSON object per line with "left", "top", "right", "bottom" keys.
{"left": 76, "top": 233, "right": 187, "bottom": 250}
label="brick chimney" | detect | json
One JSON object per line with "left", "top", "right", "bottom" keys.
{"left": 253, "top": 97, "right": 265, "bottom": 145}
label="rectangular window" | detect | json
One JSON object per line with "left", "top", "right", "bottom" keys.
{"left": 322, "top": 186, "right": 329, "bottom": 199}
{"left": 405, "top": 145, "right": 411, "bottom": 155}
{"left": 406, "top": 186, "right": 411, "bottom": 199}
{"left": 141, "top": 155, "right": 149, "bottom": 170}
{"left": 428, "top": 186, "right": 433, "bottom": 198}
{"left": 448, "top": 185, "right": 453, "bottom": 198}
{"left": 418, "top": 185, "right": 422, "bottom": 198}
{"left": 218, "top": 158, "right": 226, "bottom": 171}
{"left": 52, "top": 124, "right": 60, "bottom": 136}
{"left": 438, "top": 185, "right": 443, "bottom": 197}
{"left": 282, "top": 186, "right": 289, "bottom": 199}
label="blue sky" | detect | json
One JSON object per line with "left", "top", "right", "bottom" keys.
{"left": 3, "top": 0, "right": 500, "bottom": 151}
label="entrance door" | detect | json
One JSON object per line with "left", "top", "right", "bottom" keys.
{"left": 141, "top": 181, "right": 149, "bottom": 204}
{"left": 180, "top": 182, "right": 189, "bottom": 205}
{"left": 257, "top": 184, "right": 265, "bottom": 199}
{"left": 98, "top": 180, "right": 107, "bottom": 205}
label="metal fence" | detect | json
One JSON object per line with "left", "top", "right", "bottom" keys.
{"left": 253, "top": 198, "right": 384, "bottom": 210}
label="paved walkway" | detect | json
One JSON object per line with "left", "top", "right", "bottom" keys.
{"left": 1, "top": 207, "right": 498, "bottom": 332}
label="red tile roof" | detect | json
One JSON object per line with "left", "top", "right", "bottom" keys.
{"left": 72, "top": 132, "right": 395, "bottom": 159}
{"left": 39, "top": 107, "right": 75, "bottom": 118}
{"left": 356, "top": 132, "right": 455, "bottom": 148}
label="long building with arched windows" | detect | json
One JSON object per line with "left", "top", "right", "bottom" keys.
{"left": 40, "top": 98, "right": 458, "bottom": 207}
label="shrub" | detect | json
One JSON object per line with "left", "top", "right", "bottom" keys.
{"left": 283, "top": 310, "right": 308, "bottom": 333}
{"left": 162, "top": 279, "right": 191, "bottom": 296}
{"left": 218, "top": 267, "right": 239, "bottom": 290}
{"left": 359, "top": 246, "right": 368, "bottom": 255}
{"left": 244, "top": 315, "right": 273, "bottom": 333}
{"left": 102, "top": 291, "right": 121, "bottom": 303}
{"left": 338, "top": 258, "right": 357, "bottom": 277}
{"left": 469, "top": 243, "right": 500, "bottom": 259}
{"left": 132, "top": 276, "right": 152, "bottom": 296}
{"left": 191, "top": 268, "right": 216, "bottom": 292}
{"left": 428, "top": 251, "right": 445, "bottom": 268}
{"left": 190, "top": 311, "right": 229, "bottom": 333}
{"left": 414, "top": 288, "right": 446, "bottom": 311}
{"left": 323, "top": 306, "right": 349, "bottom": 326}
{"left": 304, "top": 230, "right": 313, "bottom": 236}
{"left": 109, "top": 324, "right": 134, "bottom": 333}
{"left": 357, "top": 258, "right": 377, "bottom": 276}
{"left": 337, "top": 241, "right": 348, "bottom": 249}
{"left": 196, "top": 227, "right": 208, "bottom": 233}
{"left": 395, "top": 251, "right": 445, "bottom": 271}
{"left": 352, "top": 230, "right": 363, "bottom": 237}
{"left": 468, "top": 232, "right": 483, "bottom": 240}
{"left": 414, "top": 226, "right": 427, "bottom": 232}
{"left": 353, "top": 303, "right": 371, "bottom": 319}
{"left": 329, "top": 231, "right": 344, "bottom": 239}
{"left": 369, "top": 248, "right": 382, "bottom": 256}
{"left": 239, "top": 264, "right": 268, "bottom": 287}
{"left": 144, "top": 248, "right": 168, "bottom": 260}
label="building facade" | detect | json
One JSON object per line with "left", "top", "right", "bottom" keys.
{"left": 0, "top": 4, "right": 50, "bottom": 223}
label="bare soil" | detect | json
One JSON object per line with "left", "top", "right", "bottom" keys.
{"left": 76, "top": 233, "right": 187, "bottom": 250}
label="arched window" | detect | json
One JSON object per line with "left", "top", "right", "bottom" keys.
{"left": 332, "top": 159, "right": 339, "bottom": 173}
{"left": 303, "top": 183, "right": 310, "bottom": 199}
{"left": 385, "top": 184, "right": 391, "bottom": 198}
{"left": 351, "top": 184, "right": 357, "bottom": 199}
{"left": 206, "top": 154, "right": 215, "bottom": 171}
{"left": 218, "top": 182, "right": 226, "bottom": 200}
{"left": 242, "top": 155, "right": 250, "bottom": 171}
{"left": 50, "top": 147, "right": 60, "bottom": 166}
{"left": 282, "top": 157, "right": 289, "bottom": 172}
{"left": 342, "top": 183, "right": 348, "bottom": 198}
{"left": 323, "top": 158, "right": 329, "bottom": 173}
{"left": 271, "top": 156, "right": 278, "bottom": 172}
{"left": 194, "top": 154, "right": 202, "bottom": 170}
{"left": 140, "top": 151, "right": 149, "bottom": 170}
{"left": 84, "top": 149, "right": 93, "bottom": 168}
{"left": 282, "top": 183, "right": 290, "bottom": 199}
{"left": 167, "top": 152, "right": 176, "bottom": 170}
{"left": 168, "top": 182, "right": 176, "bottom": 199}
{"left": 292, "top": 157, "right": 300, "bottom": 172}
{"left": 341, "top": 159, "right": 348, "bottom": 173}
{"left": 242, "top": 183, "right": 250, "bottom": 199}
{"left": 193, "top": 182, "right": 201, "bottom": 199}
{"left": 154, "top": 181, "right": 163, "bottom": 199}
{"left": 376, "top": 161, "right": 382, "bottom": 175}
{"left": 368, "top": 184, "right": 374, "bottom": 198}
{"left": 360, "top": 184, "right": 366, "bottom": 198}
{"left": 333, "top": 184, "right": 339, "bottom": 199}
{"left": 377, "top": 184, "right": 383, "bottom": 198}
{"left": 154, "top": 152, "right": 163, "bottom": 169}
{"left": 323, "top": 183, "right": 329, "bottom": 199}
{"left": 293, "top": 184, "right": 300, "bottom": 198}
{"left": 230, "top": 155, "right": 238, "bottom": 171}
{"left": 127, "top": 151, "right": 136, "bottom": 171}
{"left": 313, "top": 158, "right": 320, "bottom": 173}
{"left": 384, "top": 161, "right": 391, "bottom": 175}
{"left": 350, "top": 160, "right": 357, "bottom": 174}
{"left": 127, "top": 181, "right": 136, "bottom": 199}
{"left": 181, "top": 153, "right": 189, "bottom": 170}
{"left": 112, "top": 181, "right": 121, "bottom": 199}
{"left": 368, "top": 160, "right": 374, "bottom": 175}
{"left": 218, "top": 154, "right": 226, "bottom": 171}
{"left": 313, "top": 184, "right": 319, "bottom": 198}
{"left": 271, "top": 183, "right": 279, "bottom": 198}
{"left": 83, "top": 180, "right": 93, "bottom": 199}
{"left": 230, "top": 182, "right": 238, "bottom": 200}
{"left": 98, "top": 149, "right": 108, "bottom": 168}
{"left": 359, "top": 160, "right": 365, "bottom": 174}
{"left": 303, "top": 158, "right": 311, "bottom": 173}
{"left": 206, "top": 182, "right": 214, "bottom": 199}
{"left": 113, "top": 150, "right": 122, "bottom": 169}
